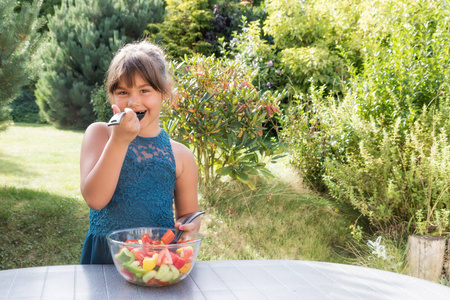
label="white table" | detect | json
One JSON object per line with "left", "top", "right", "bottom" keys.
{"left": 1, "top": 260, "right": 449, "bottom": 299}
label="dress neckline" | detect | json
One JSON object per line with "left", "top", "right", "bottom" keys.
{"left": 136, "top": 128, "right": 165, "bottom": 140}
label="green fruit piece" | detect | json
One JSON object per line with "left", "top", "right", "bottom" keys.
{"left": 143, "top": 270, "right": 158, "bottom": 283}
{"left": 114, "top": 248, "right": 135, "bottom": 265}
{"left": 169, "top": 265, "right": 180, "bottom": 279}
{"left": 169, "top": 273, "right": 183, "bottom": 284}
{"left": 155, "top": 264, "right": 170, "bottom": 280}
{"left": 123, "top": 260, "right": 148, "bottom": 277}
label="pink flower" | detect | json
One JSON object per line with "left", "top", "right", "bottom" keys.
{"left": 267, "top": 61, "right": 273, "bottom": 67}
{"left": 276, "top": 69, "right": 281, "bottom": 74}
{"left": 266, "top": 82, "right": 271, "bottom": 87}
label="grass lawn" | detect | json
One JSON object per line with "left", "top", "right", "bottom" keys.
{"left": 0, "top": 124, "right": 88, "bottom": 269}
{"left": 0, "top": 123, "right": 359, "bottom": 270}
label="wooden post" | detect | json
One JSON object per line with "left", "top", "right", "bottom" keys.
{"left": 444, "top": 238, "right": 450, "bottom": 282}
{"left": 407, "top": 235, "right": 446, "bottom": 282}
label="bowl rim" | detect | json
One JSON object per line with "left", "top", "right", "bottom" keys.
{"left": 106, "top": 227, "right": 203, "bottom": 248}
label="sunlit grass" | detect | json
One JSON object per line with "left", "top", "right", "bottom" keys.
{"left": 344, "top": 235, "right": 410, "bottom": 275}
{"left": 0, "top": 123, "right": 83, "bottom": 199}
{"left": 198, "top": 158, "right": 358, "bottom": 263}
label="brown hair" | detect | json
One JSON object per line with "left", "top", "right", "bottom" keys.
{"left": 105, "top": 41, "right": 172, "bottom": 103}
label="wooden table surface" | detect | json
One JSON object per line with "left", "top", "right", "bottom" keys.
{"left": 1, "top": 260, "right": 449, "bottom": 299}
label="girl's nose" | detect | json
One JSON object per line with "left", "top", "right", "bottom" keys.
{"left": 127, "top": 94, "right": 140, "bottom": 106}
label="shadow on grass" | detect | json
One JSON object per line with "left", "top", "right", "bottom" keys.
{"left": 0, "top": 186, "right": 89, "bottom": 270}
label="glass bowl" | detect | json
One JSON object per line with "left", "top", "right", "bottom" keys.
{"left": 106, "top": 227, "right": 203, "bottom": 287}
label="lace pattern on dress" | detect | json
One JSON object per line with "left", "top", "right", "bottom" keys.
{"left": 88, "top": 129, "right": 176, "bottom": 236}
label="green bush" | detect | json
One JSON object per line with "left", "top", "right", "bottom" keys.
{"left": 146, "top": 0, "right": 214, "bottom": 59}
{"left": 224, "top": 18, "right": 288, "bottom": 95}
{"left": 90, "top": 84, "right": 111, "bottom": 123}
{"left": 35, "top": 0, "right": 164, "bottom": 128}
{"left": 282, "top": 0, "right": 450, "bottom": 232}
{"left": 208, "top": 0, "right": 265, "bottom": 52}
{"left": 163, "top": 54, "right": 285, "bottom": 189}
{"left": 352, "top": 0, "right": 450, "bottom": 130}
{"left": 10, "top": 89, "right": 43, "bottom": 124}
{"left": 280, "top": 86, "right": 355, "bottom": 192}
{"left": 146, "top": 0, "right": 264, "bottom": 60}
{"left": 262, "top": 0, "right": 364, "bottom": 96}
{"left": 324, "top": 102, "right": 450, "bottom": 231}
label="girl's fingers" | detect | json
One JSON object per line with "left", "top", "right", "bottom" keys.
{"left": 179, "top": 223, "right": 195, "bottom": 231}
{"left": 111, "top": 104, "right": 121, "bottom": 114}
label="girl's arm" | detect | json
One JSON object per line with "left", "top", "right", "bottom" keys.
{"left": 172, "top": 141, "right": 201, "bottom": 232}
{"left": 80, "top": 108, "right": 139, "bottom": 210}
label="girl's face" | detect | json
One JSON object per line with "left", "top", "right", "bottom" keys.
{"left": 113, "top": 74, "right": 164, "bottom": 135}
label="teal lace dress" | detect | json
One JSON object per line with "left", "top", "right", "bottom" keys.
{"left": 80, "top": 129, "right": 176, "bottom": 264}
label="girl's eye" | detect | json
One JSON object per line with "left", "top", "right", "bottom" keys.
{"left": 141, "top": 89, "right": 150, "bottom": 93}
{"left": 116, "top": 91, "right": 127, "bottom": 95}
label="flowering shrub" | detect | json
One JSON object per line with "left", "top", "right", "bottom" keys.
{"left": 163, "top": 54, "right": 285, "bottom": 189}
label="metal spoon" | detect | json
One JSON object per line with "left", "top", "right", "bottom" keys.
{"left": 171, "top": 211, "right": 205, "bottom": 244}
{"left": 107, "top": 111, "right": 145, "bottom": 126}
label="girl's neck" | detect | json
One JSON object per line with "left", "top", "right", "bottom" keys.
{"left": 138, "top": 125, "right": 161, "bottom": 138}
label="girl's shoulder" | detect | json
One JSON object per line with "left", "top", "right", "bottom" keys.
{"left": 169, "top": 139, "right": 196, "bottom": 165}
{"left": 169, "top": 139, "right": 197, "bottom": 178}
{"left": 169, "top": 139, "right": 192, "bottom": 157}
{"left": 84, "top": 122, "right": 111, "bottom": 139}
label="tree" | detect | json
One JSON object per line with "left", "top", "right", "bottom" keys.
{"left": 263, "top": 0, "right": 364, "bottom": 95}
{"left": 146, "top": 0, "right": 214, "bottom": 59}
{"left": 35, "top": 0, "right": 164, "bottom": 128}
{"left": 0, "top": 0, "right": 46, "bottom": 131}
{"left": 17, "top": 0, "right": 63, "bottom": 27}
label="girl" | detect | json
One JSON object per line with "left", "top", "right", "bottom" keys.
{"left": 80, "top": 41, "right": 200, "bottom": 264}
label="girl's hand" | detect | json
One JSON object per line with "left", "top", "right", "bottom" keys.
{"left": 110, "top": 105, "right": 140, "bottom": 144}
{"left": 175, "top": 214, "right": 201, "bottom": 233}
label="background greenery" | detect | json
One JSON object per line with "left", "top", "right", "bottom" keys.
{"left": 2, "top": 0, "right": 450, "bottom": 284}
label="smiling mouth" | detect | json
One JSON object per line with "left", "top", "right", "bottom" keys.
{"left": 136, "top": 111, "right": 146, "bottom": 120}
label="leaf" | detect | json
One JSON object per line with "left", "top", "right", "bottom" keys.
{"left": 245, "top": 167, "right": 259, "bottom": 176}
{"left": 259, "top": 168, "right": 274, "bottom": 179}
{"left": 234, "top": 171, "right": 249, "bottom": 184}
{"left": 216, "top": 166, "right": 233, "bottom": 176}
{"left": 272, "top": 154, "right": 288, "bottom": 160}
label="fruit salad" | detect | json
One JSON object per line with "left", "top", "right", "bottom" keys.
{"left": 112, "top": 229, "right": 197, "bottom": 287}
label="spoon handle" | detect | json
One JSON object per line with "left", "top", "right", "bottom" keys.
{"left": 107, "top": 112, "right": 126, "bottom": 126}
{"left": 172, "top": 211, "right": 205, "bottom": 244}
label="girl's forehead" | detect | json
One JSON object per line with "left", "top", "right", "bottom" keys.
{"left": 117, "top": 73, "right": 149, "bottom": 88}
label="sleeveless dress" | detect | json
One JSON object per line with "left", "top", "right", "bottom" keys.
{"left": 80, "top": 129, "right": 176, "bottom": 264}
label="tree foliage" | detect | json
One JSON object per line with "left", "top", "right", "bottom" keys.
{"left": 0, "top": 0, "right": 46, "bottom": 131}
{"left": 146, "top": 0, "right": 214, "bottom": 60}
{"left": 35, "top": 0, "right": 164, "bottom": 128}
{"left": 17, "top": 0, "right": 62, "bottom": 24}
{"left": 262, "top": 0, "right": 364, "bottom": 95}
{"left": 146, "top": 0, "right": 264, "bottom": 60}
